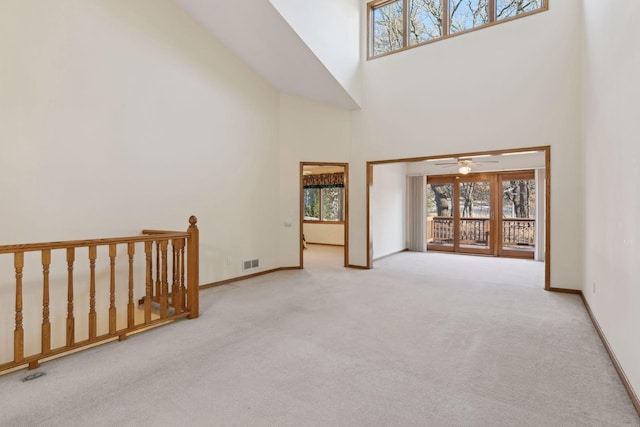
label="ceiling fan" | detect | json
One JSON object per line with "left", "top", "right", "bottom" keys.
{"left": 434, "top": 157, "right": 499, "bottom": 175}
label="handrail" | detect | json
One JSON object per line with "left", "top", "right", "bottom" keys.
{"left": 0, "top": 233, "right": 189, "bottom": 254}
{"left": 0, "top": 216, "right": 199, "bottom": 374}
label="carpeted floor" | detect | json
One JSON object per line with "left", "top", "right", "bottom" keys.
{"left": 0, "top": 246, "right": 638, "bottom": 426}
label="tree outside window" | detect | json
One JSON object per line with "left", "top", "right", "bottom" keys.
{"left": 304, "top": 187, "right": 344, "bottom": 222}
{"left": 369, "top": 0, "right": 546, "bottom": 58}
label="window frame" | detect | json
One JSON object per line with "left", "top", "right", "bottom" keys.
{"left": 303, "top": 186, "right": 346, "bottom": 224}
{"left": 367, "top": 0, "right": 548, "bottom": 60}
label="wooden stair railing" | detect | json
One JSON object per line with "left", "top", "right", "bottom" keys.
{"left": 0, "top": 216, "right": 199, "bottom": 373}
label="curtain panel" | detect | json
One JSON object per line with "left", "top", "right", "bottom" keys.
{"left": 407, "top": 176, "right": 427, "bottom": 252}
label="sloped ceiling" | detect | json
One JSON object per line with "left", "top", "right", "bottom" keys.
{"left": 175, "top": 0, "right": 360, "bottom": 110}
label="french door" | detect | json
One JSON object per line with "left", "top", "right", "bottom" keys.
{"left": 426, "top": 171, "right": 535, "bottom": 259}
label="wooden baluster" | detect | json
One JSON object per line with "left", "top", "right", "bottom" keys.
{"left": 14, "top": 252, "right": 24, "bottom": 362}
{"left": 41, "top": 249, "right": 51, "bottom": 354}
{"left": 155, "top": 241, "right": 161, "bottom": 299}
{"left": 144, "top": 241, "right": 152, "bottom": 324}
{"left": 179, "top": 238, "right": 186, "bottom": 313}
{"left": 519, "top": 222, "right": 523, "bottom": 244}
{"left": 127, "top": 243, "right": 135, "bottom": 328}
{"left": 159, "top": 240, "right": 168, "bottom": 319}
{"left": 171, "top": 240, "right": 177, "bottom": 311}
{"left": 109, "top": 244, "right": 117, "bottom": 335}
{"left": 66, "top": 248, "right": 75, "bottom": 346}
{"left": 511, "top": 221, "right": 515, "bottom": 244}
{"left": 187, "top": 216, "right": 199, "bottom": 319}
{"left": 88, "top": 246, "right": 97, "bottom": 340}
{"left": 531, "top": 223, "right": 535, "bottom": 245}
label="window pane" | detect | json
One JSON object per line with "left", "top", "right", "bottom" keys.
{"left": 459, "top": 181, "right": 491, "bottom": 249}
{"left": 408, "top": 0, "right": 443, "bottom": 45}
{"left": 321, "top": 188, "right": 343, "bottom": 221}
{"left": 496, "top": 0, "right": 543, "bottom": 20}
{"left": 449, "top": 0, "right": 489, "bottom": 34}
{"left": 458, "top": 181, "right": 491, "bottom": 218}
{"left": 502, "top": 179, "right": 536, "bottom": 251}
{"left": 372, "top": 0, "right": 404, "bottom": 56}
{"left": 502, "top": 179, "right": 535, "bottom": 219}
{"left": 427, "top": 183, "right": 454, "bottom": 247}
{"left": 303, "top": 188, "right": 320, "bottom": 221}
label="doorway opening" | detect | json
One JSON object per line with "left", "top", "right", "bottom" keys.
{"left": 367, "top": 146, "right": 550, "bottom": 289}
{"left": 300, "top": 162, "right": 349, "bottom": 268}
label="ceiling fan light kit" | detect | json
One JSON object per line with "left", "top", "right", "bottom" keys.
{"left": 434, "top": 157, "right": 499, "bottom": 175}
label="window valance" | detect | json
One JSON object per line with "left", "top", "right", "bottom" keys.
{"left": 303, "top": 172, "right": 344, "bottom": 189}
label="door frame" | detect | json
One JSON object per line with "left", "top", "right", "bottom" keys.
{"left": 366, "top": 146, "right": 551, "bottom": 290}
{"left": 426, "top": 170, "right": 537, "bottom": 259}
{"left": 300, "top": 162, "right": 349, "bottom": 268}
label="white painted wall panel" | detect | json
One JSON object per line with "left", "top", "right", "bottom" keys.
{"left": 582, "top": 0, "right": 640, "bottom": 402}
{"left": 0, "top": 0, "right": 281, "bottom": 284}
{"left": 348, "top": 0, "right": 584, "bottom": 289}
{"left": 303, "top": 223, "right": 344, "bottom": 246}
{"left": 371, "top": 163, "right": 407, "bottom": 259}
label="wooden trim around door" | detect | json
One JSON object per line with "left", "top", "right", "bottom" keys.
{"left": 300, "top": 162, "right": 350, "bottom": 268}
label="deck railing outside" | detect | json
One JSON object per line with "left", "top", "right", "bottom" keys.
{"left": 0, "top": 216, "right": 199, "bottom": 373}
{"left": 427, "top": 217, "right": 535, "bottom": 247}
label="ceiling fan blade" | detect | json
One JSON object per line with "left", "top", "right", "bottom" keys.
{"left": 434, "top": 162, "right": 458, "bottom": 166}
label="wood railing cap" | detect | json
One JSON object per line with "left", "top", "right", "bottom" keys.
{"left": 0, "top": 232, "right": 190, "bottom": 254}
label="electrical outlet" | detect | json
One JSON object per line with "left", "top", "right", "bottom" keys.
{"left": 593, "top": 282, "right": 596, "bottom": 293}
{"left": 226, "top": 255, "right": 232, "bottom": 266}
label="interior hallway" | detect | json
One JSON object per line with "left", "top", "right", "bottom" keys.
{"left": 0, "top": 248, "right": 637, "bottom": 426}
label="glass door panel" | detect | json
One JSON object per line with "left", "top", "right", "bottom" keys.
{"left": 501, "top": 175, "right": 536, "bottom": 258}
{"left": 458, "top": 181, "right": 491, "bottom": 251}
{"left": 427, "top": 183, "right": 454, "bottom": 249}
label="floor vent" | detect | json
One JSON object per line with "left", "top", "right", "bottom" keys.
{"left": 243, "top": 259, "right": 259, "bottom": 271}
{"left": 23, "top": 372, "right": 46, "bottom": 382}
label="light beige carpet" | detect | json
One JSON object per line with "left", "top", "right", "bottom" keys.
{"left": 0, "top": 246, "right": 637, "bottom": 426}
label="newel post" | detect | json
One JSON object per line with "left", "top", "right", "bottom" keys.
{"left": 187, "top": 215, "right": 199, "bottom": 319}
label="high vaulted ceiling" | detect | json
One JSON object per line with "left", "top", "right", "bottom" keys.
{"left": 175, "top": 0, "right": 360, "bottom": 110}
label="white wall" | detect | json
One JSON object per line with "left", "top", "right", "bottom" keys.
{"left": 278, "top": 94, "right": 352, "bottom": 266}
{"left": 303, "top": 223, "right": 344, "bottom": 246}
{"left": 371, "top": 163, "right": 407, "bottom": 259}
{"left": 0, "top": 1, "right": 281, "bottom": 283}
{"left": 582, "top": 0, "right": 640, "bottom": 401}
{"left": 270, "top": 0, "right": 362, "bottom": 106}
{"left": 348, "top": 0, "right": 584, "bottom": 289}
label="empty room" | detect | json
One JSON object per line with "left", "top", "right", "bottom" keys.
{"left": 0, "top": 0, "right": 638, "bottom": 425}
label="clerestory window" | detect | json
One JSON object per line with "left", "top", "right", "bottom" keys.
{"left": 368, "top": 0, "right": 547, "bottom": 59}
